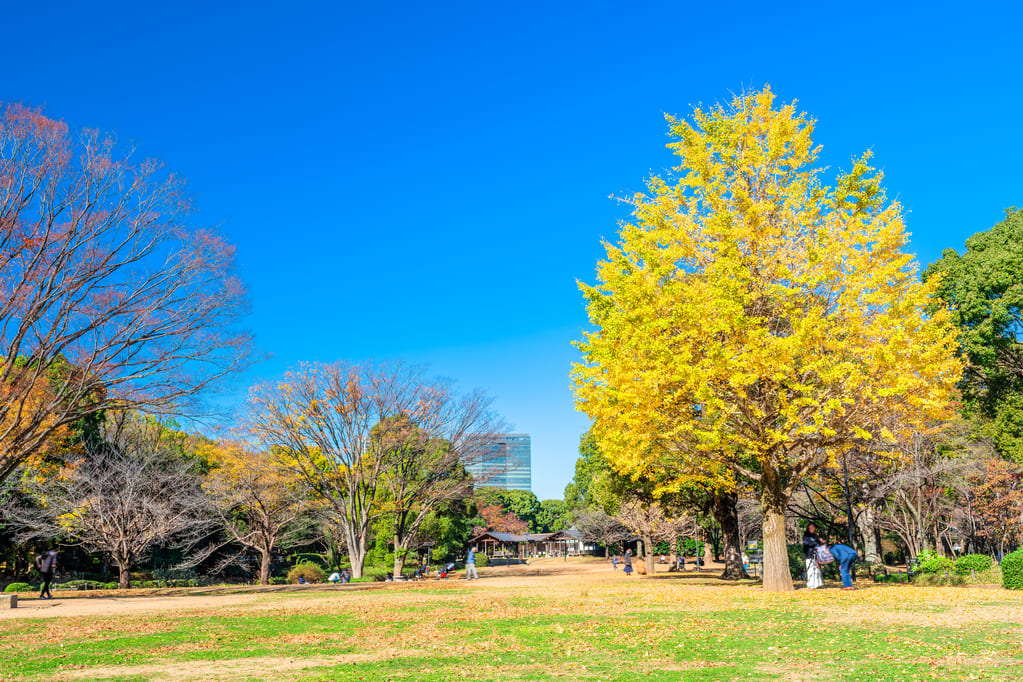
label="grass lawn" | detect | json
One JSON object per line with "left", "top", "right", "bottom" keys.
{"left": 2, "top": 561, "right": 1022, "bottom": 681}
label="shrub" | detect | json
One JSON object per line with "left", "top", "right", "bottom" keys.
{"left": 3, "top": 582, "right": 33, "bottom": 593}
{"left": 913, "top": 572, "right": 966, "bottom": 587}
{"left": 104, "top": 582, "right": 120, "bottom": 590}
{"left": 288, "top": 553, "right": 328, "bottom": 570}
{"left": 474, "top": 553, "right": 489, "bottom": 568}
{"left": 269, "top": 577, "right": 288, "bottom": 585}
{"left": 915, "top": 550, "right": 954, "bottom": 574}
{"left": 1000, "top": 549, "right": 1023, "bottom": 590}
{"left": 287, "top": 563, "right": 325, "bottom": 584}
{"left": 954, "top": 554, "right": 993, "bottom": 575}
{"left": 350, "top": 577, "right": 376, "bottom": 583}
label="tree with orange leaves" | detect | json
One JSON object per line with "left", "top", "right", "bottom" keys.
{"left": 0, "top": 103, "right": 253, "bottom": 484}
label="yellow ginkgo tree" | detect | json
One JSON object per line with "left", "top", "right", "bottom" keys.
{"left": 573, "top": 87, "right": 962, "bottom": 591}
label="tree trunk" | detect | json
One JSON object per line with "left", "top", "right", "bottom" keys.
{"left": 259, "top": 549, "right": 272, "bottom": 585}
{"left": 761, "top": 474, "right": 793, "bottom": 592}
{"left": 118, "top": 563, "right": 131, "bottom": 590}
{"left": 855, "top": 505, "right": 881, "bottom": 564}
{"left": 393, "top": 533, "right": 406, "bottom": 579}
{"left": 712, "top": 492, "right": 749, "bottom": 580}
{"left": 643, "top": 534, "right": 655, "bottom": 575}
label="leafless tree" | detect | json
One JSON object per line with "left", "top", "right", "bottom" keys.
{"left": 0, "top": 103, "right": 254, "bottom": 485}
{"left": 574, "top": 507, "right": 631, "bottom": 557}
{"left": 248, "top": 361, "right": 503, "bottom": 579}
{"left": 5, "top": 413, "right": 213, "bottom": 588}
{"left": 617, "top": 500, "right": 692, "bottom": 575}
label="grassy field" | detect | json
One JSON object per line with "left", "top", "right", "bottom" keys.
{"left": 2, "top": 559, "right": 1022, "bottom": 681}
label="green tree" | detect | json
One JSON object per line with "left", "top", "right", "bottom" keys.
{"left": 924, "top": 208, "right": 1023, "bottom": 462}
{"left": 535, "top": 500, "right": 569, "bottom": 533}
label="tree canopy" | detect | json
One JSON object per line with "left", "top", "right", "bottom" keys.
{"left": 573, "top": 87, "right": 962, "bottom": 590}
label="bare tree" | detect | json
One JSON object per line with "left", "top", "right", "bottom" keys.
{"left": 5, "top": 413, "right": 213, "bottom": 588}
{"left": 574, "top": 508, "right": 631, "bottom": 557}
{"left": 202, "top": 441, "right": 310, "bottom": 585}
{"left": 617, "top": 500, "right": 691, "bottom": 575}
{"left": 248, "top": 361, "right": 502, "bottom": 579}
{"left": 0, "top": 104, "right": 253, "bottom": 485}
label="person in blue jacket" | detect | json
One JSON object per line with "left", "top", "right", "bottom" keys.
{"left": 829, "top": 542, "right": 858, "bottom": 590}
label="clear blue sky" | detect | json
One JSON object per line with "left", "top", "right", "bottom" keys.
{"left": 3, "top": 2, "right": 1021, "bottom": 499}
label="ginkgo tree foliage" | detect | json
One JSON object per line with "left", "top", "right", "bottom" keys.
{"left": 573, "top": 88, "right": 962, "bottom": 591}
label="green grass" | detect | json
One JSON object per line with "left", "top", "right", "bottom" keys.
{"left": 2, "top": 568, "right": 1022, "bottom": 681}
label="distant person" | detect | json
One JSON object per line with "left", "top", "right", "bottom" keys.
{"left": 328, "top": 572, "right": 341, "bottom": 583}
{"left": 802, "top": 524, "right": 826, "bottom": 590}
{"left": 35, "top": 545, "right": 58, "bottom": 600}
{"left": 341, "top": 569, "right": 351, "bottom": 583}
{"left": 829, "top": 542, "right": 858, "bottom": 590}
{"left": 465, "top": 547, "right": 478, "bottom": 580}
{"left": 612, "top": 555, "right": 619, "bottom": 571}
{"left": 623, "top": 550, "right": 633, "bottom": 576}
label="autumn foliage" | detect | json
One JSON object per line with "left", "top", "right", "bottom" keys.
{"left": 573, "top": 88, "right": 962, "bottom": 590}
{"left": 0, "top": 103, "right": 253, "bottom": 483}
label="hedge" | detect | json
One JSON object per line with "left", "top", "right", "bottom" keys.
{"left": 954, "top": 554, "right": 993, "bottom": 575}
{"left": 1001, "top": 550, "right": 1023, "bottom": 590}
{"left": 3, "top": 583, "right": 33, "bottom": 593}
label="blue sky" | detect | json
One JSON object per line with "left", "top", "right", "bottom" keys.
{"left": 3, "top": 2, "right": 1021, "bottom": 499}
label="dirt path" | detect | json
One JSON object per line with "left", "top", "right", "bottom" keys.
{"left": 1, "top": 557, "right": 722, "bottom": 620}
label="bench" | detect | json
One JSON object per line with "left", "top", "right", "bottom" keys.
{"left": 0, "top": 594, "right": 17, "bottom": 608}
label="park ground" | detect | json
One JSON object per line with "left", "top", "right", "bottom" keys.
{"left": 2, "top": 557, "right": 1022, "bottom": 681}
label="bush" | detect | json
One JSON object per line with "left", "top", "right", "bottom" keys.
{"left": 954, "top": 554, "right": 993, "bottom": 575}
{"left": 474, "top": 553, "right": 489, "bottom": 568}
{"left": 269, "top": 577, "right": 288, "bottom": 585}
{"left": 287, "top": 563, "right": 325, "bottom": 584}
{"left": 915, "top": 550, "right": 953, "bottom": 574}
{"left": 104, "top": 582, "right": 120, "bottom": 590}
{"left": 288, "top": 553, "right": 328, "bottom": 570}
{"left": 913, "top": 572, "right": 966, "bottom": 587}
{"left": 3, "top": 582, "right": 33, "bottom": 593}
{"left": 1000, "top": 549, "right": 1023, "bottom": 590}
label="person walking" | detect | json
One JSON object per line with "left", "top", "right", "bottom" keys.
{"left": 36, "top": 545, "right": 58, "bottom": 599}
{"left": 623, "top": 549, "right": 633, "bottom": 576}
{"left": 465, "top": 547, "right": 479, "bottom": 580}
{"left": 829, "top": 542, "right": 858, "bottom": 590}
{"left": 802, "top": 524, "right": 825, "bottom": 590}
{"left": 612, "top": 555, "right": 619, "bottom": 571}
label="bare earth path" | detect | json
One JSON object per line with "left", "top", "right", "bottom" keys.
{"left": 0, "top": 557, "right": 705, "bottom": 620}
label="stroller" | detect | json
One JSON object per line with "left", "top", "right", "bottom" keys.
{"left": 436, "top": 562, "right": 456, "bottom": 579}
{"left": 412, "top": 564, "right": 429, "bottom": 580}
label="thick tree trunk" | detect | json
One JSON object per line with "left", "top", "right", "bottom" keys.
{"left": 259, "top": 549, "right": 272, "bottom": 585}
{"left": 712, "top": 493, "right": 750, "bottom": 580}
{"left": 118, "top": 563, "right": 131, "bottom": 590}
{"left": 393, "top": 533, "right": 406, "bottom": 579}
{"left": 345, "top": 523, "right": 368, "bottom": 579}
{"left": 643, "top": 534, "right": 655, "bottom": 575}
{"left": 855, "top": 505, "right": 881, "bottom": 564}
{"left": 761, "top": 473, "right": 794, "bottom": 592}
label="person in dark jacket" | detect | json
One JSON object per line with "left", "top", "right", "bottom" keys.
{"left": 623, "top": 549, "right": 633, "bottom": 576}
{"left": 802, "top": 524, "right": 825, "bottom": 589}
{"left": 36, "top": 545, "right": 58, "bottom": 599}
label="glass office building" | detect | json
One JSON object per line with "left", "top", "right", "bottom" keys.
{"left": 468, "top": 433, "right": 532, "bottom": 491}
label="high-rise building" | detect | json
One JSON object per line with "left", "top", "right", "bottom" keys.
{"left": 468, "top": 433, "right": 531, "bottom": 491}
